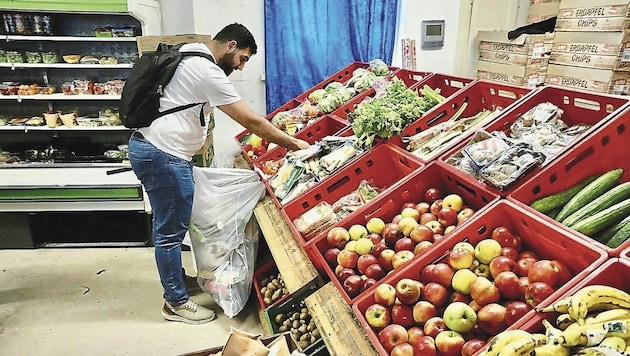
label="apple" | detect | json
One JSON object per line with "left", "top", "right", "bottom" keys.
{"left": 442, "top": 194, "right": 464, "bottom": 212}
{"left": 344, "top": 240, "right": 358, "bottom": 253}
{"left": 324, "top": 248, "right": 340, "bottom": 267}
{"left": 374, "top": 283, "right": 396, "bottom": 307}
{"left": 476, "top": 303, "right": 507, "bottom": 335}
{"left": 337, "top": 249, "right": 359, "bottom": 269}
{"left": 357, "top": 253, "right": 378, "bottom": 274}
{"left": 412, "top": 335, "right": 437, "bottom": 355}
{"left": 472, "top": 262, "right": 491, "bottom": 278}
{"left": 424, "top": 187, "right": 442, "bottom": 203}
{"left": 378, "top": 249, "right": 396, "bottom": 271}
{"left": 552, "top": 259, "right": 572, "bottom": 285}
{"left": 412, "top": 300, "right": 437, "bottom": 323}
{"left": 469, "top": 276, "right": 500, "bottom": 306}
{"left": 415, "top": 202, "right": 431, "bottom": 215}
{"left": 461, "top": 339, "right": 486, "bottom": 356}
{"left": 474, "top": 239, "right": 503, "bottom": 265}
{"left": 528, "top": 259, "right": 569, "bottom": 287}
{"left": 518, "top": 276, "right": 530, "bottom": 296}
{"left": 343, "top": 274, "right": 364, "bottom": 298}
{"left": 396, "top": 278, "right": 423, "bottom": 305}
{"left": 438, "top": 207, "right": 458, "bottom": 226}
{"left": 391, "top": 303, "right": 415, "bottom": 328}
{"left": 392, "top": 214, "right": 403, "bottom": 225}
{"left": 394, "top": 237, "right": 415, "bottom": 252}
{"left": 504, "top": 301, "right": 533, "bottom": 326}
{"left": 519, "top": 250, "right": 540, "bottom": 260}
{"left": 423, "top": 316, "right": 447, "bottom": 338}
{"left": 489, "top": 255, "right": 517, "bottom": 279}
{"left": 501, "top": 246, "right": 520, "bottom": 261}
{"left": 378, "top": 324, "right": 409, "bottom": 353}
{"left": 327, "top": 226, "right": 350, "bottom": 249}
{"left": 432, "top": 233, "right": 446, "bottom": 243}
{"left": 335, "top": 267, "right": 355, "bottom": 283}
{"left": 366, "top": 217, "right": 386, "bottom": 234}
{"left": 430, "top": 199, "right": 443, "bottom": 216}
{"left": 420, "top": 212, "right": 438, "bottom": 225}
{"left": 392, "top": 250, "right": 415, "bottom": 269}
{"left": 371, "top": 241, "right": 389, "bottom": 258}
{"left": 457, "top": 208, "right": 475, "bottom": 225}
{"left": 368, "top": 233, "right": 382, "bottom": 245}
{"left": 355, "top": 238, "right": 374, "bottom": 255}
{"left": 421, "top": 262, "right": 454, "bottom": 287}
{"left": 469, "top": 300, "right": 482, "bottom": 312}
{"left": 453, "top": 241, "right": 475, "bottom": 252}
{"left": 516, "top": 256, "right": 537, "bottom": 277}
{"left": 451, "top": 268, "right": 477, "bottom": 294}
{"left": 382, "top": 223, "right": 403, "bottom": 246}
{"left": 401, "top": 207, "right": 421, "bottom": 221}
{"left": 448, "top": 291, "right": 470, "bottom": 304}
{"left": 493, "top": 271, "right": 522, "bottom": 300}
{"left": 390, "top": 343, "right": 414, "bottom": 356}
{"left": 425, "top": 220, "right": 444, "bottom": 235}
{"left": 443, "top": 302, "right": 477, "bottom": 333}
{"left": 365, "top": 303, "right": 390, "bottom": 328}
{"left": 443, "top": 225, "right": 456, "bottom": 235}
{"left": 525, "top": 281, "right": 555, "bottom": 308}
{"left": 448, "top": 248, "right": 475, "bottom": 270}
{"left": 402, "top": 202, "right": 417, "bottom": 210}
{"left": 407, "top": 326, "right": 425, "bottom": 345}
{"left": 414, "top": 240, "right": 433, "bottom": 255}
{"left": 348, "top": 224, "right": 368, "bottom": 241}
{"left": 491, "top": 226, "right": 522, "bottom": 249}
{"left": 363, "top": 277, "right": 377, "bottom": 291}
{"left": 398, "top": 217, "right": 419, "bottom": 237}
{"left": 435, "top": 330, "right": 465, "bottom": 356}
{"left": 365, "top": 263, "right": 386, "bottom": 280}
{"left": 422, "top": 282, "right": 449, "bottom": 307}
{"left": 409, "top": 224, "right": 434, "bottom": 243}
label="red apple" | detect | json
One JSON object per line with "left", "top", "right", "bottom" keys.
{"left": 461, "top": 339, "right": 486, "bottom": 356}
{"left": 343, "top": 274, "right": 364, "bottom": 298}
{"left": 430, "top": 199, "right": 443, "bottom": 216}
{"left": 432, "top": 233, "right": 446, "bottom": 243}
{"left": 335, "top": 267, "right": 355, "bottom": 283}
{"left": 501, "top": 246, "right": 520, "bottom": 261}
{"left": 437, "top": 207, "right": 458, "bottom": 226}
{"left": 425, "top": 220, "right": 444, "bottom": 235}
{"left": 378, "top": 249, "right": 396, "bottom": 271}
{"left": 413, "top": 300, "right": 437, "bottom": 324}
{"left": 374, "top": 283, "right": 396, "bottom": 307}
{"left": 402, "top": 202, "right": 417, "bottom": 210}
{"left": 515, "top": 256, "right": 537, "bottom": 277}
{"left": 423, "top": 316, "right": 447, "bottom": 338}
{"left": 357, "top": 254, "right": 378, "bottom": 275}
{"left": 365, "top": 303, "right": 391, "bottom": 328}
{"left": 410, "top": 224, "right": 434, "bottom": 243}
{"left": 413, "top": 240, "right": 433, "bottom": 255}
{"left": 337, "top": 249, "right": 359, "bottom": 269}
{"left": 371, "top": 241, "right": 389, "bottom": 258}
{"left": 391, "top": 303, "right": 415, "bottom": 328}
{"left": 519, "top": 250, "right": 540, "bottom": 260}
{"left": 327, "top": 226, "right": 350, "bottom": 249}
{"left": 392, "top": 250, "right": 415, "bottom": 269}
{"left": 424, "top": 187, "right": 442, "bottom": 203}
{"left": 457, "top": 207, "right": 475, "bottom": 225}
{"left": 407, "top": 326, "right": 426, "bottom": 345}
{"left": 489, "top": 255, "right": 517, "bottom": 279}
{"left": 469, "top": 276, "right": 500, "bottom": 306}
{"left": 435, "top": 330, "right": 465, "bottom": 356}
{"left": 448, "top": 291, "right": 470, "bottom": 304}
{"left": 395, "top": 237, "right": 415, "bottom": 252}
{"left": 379, "top": 324, "right": 409, "bottom": 353}
{"left": 527, "top": 260, "right": 560, "bottom": 287}
{"left": 415, "top": 202, "right": 431, "bottom": 215}
{"left": 412, "top": 335, "right": 437, "bottom": 355}
{"left": 420, "top": 262, "right": 454, "bottom": 287}
{"left": 392, "top": 214, "right": 403, "bottom": 225}
{"left": 396, "top": 278, "right": 423, "bottom": 305}
{"left": 552, "top": 259, "right": 572, "bottom": 285}
{"left": 493, "top": 271, "right": 522, "bottom": 300}
{"left": 423, "top": 282, "right": 449, "bottom": 307}
{"left": 504, "top": 301, "right": 533, "bottom": 326}
{"left": 491, "top": 226, "right": 521, "bottom": 249}
{"left": 363, "top": 277, "right": 377, "bottom": 291}
{"left": 382, "top": 223, "right": 403, "bottom": 246}
{"left": 420, "top": 212, "right": 438, "bottom": 225}
{"left": 398, "top": 217, "right": 419, "bottom": 237}
{"left": 524, "top": 281, "right": 555, "bottom": 308}
{"left": 476, "top": 303, "right": 507, "bottom": 335}
{"left": 368, "top": 233, "right": 383, "bottom": 245}
{"left": 518, "top": 276, "right": 530, "bottom": 296}
{"left": 469, "top": 300, "right": 482, "bottom": 312}
{"left": 365, "top": 263, "right": 386, "bottom": 280}
{"left": 448, "top": 248, "right": 475, "bottom": 270}
{"left": 391, "top": 343, "right": 414, "bottom": 356}
{"left": 324, "top": 248, "right": 340, "bottom": 267}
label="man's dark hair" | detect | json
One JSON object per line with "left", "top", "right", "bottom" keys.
{"left": 214, "top": 23, "right": 257, "bottom": 55}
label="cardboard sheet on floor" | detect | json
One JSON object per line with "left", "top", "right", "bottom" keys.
{"left": 180, "top": 328, "right": 304, "bottom": 356}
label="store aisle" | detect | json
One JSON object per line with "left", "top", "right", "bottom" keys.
{"left": 0, "top": 247, "right": 263, "bottom": 355}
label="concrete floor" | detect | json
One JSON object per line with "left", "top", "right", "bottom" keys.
{"left": 0, "top": 247, "right": 263, "bottom": 356}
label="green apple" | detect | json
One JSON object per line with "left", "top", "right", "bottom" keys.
{"left": 474, "top": 239, "right": 502, "bottom": 265}
{"left": 366, "top": 217, "right": 385, "bottom": 234}
{"left": 348, "top": 224, "right": 368, "bottom": 241}
{"left": 443, "top": 302, "right": 477, "bottom": 333}
{"left": 442, "top": 194, "right": 464, "bottom": 212}
{"left": 451, "top": 268, "right": 477, "bottom": 294}
{"left": 355, "top": 238, "right": 374, "bottom": 255}
{"left": 453, "top": 242, "right": 474, "bottom": 253}
{"left": 344, "top": 240, "right": 358, "bottom": 252}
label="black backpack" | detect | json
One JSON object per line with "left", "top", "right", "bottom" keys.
{"left": 119, "top": 42, "right": 216, "bottom": 128}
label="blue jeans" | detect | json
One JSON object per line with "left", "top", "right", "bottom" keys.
{"left": 128, "top": 134, "right": 193, "bottom": 306}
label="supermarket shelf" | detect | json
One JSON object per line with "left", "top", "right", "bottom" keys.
{"left": 3, "top": 35, "right": 136, "bottom": 42}
{"left": 0, "top": 94, "right": 121, "bottom": 100}
{"left": 0, "top": 63, "right": 133, "bottom": 69}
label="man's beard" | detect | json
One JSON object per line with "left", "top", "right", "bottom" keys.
{"left": 218, "top": 52, "right": 236, "bottom": 76}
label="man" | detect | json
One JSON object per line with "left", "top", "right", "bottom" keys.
{"left": 128, "top": 23, "right": 309, "bottom": 325}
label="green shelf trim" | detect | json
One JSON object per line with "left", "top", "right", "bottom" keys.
{"left": 0, "top": 187, "right": 142, "bottom": 200}
{"left": 0, "top": 0, "right": 128, "bottom": 13}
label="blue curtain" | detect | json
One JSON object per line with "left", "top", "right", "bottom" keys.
{"left": 264, "top": 0, "right": 399, "bottom": 114}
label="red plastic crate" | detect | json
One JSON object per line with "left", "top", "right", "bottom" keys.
{"left": 253, "top": 259, "right": 290, "bottom": 311}
{"left": 350, "top": 200, "right": 607, "bottom": 356}
{"left": 391, "top": 80, "right": 534, "bottom": 163}
{"left": 442, "top": 85, "right": 630, "bottom": 197}
{"left": 410, "top": 72, "right": 475, "bottom": 102}
{"left": 307, "top": 160, "right": 501, "bottom": 305}
{"left": 508, "top": 111, "right": 630, "bottom": 256}
{"left": 281, "top": 143, "right": 424, "bottom": 247}
{"left": 390, "top": 69, "right": 434, "bottom": 88}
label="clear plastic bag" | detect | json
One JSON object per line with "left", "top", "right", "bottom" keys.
{"left": 189, "top": 167, "right": 266, "bottom": 318}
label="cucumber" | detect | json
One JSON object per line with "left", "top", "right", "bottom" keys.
{"left": 595, "top": 215, "right": 630, "bottom": 244}
{"left": 607, "top": 217, "right": 630, "bottom": 248}
{"left": 529, "top": 174, "right": 599, "bottom": 213}
{"left": 545, "top": 207, "right": 562, "bottom": 220}
{"left": 570, "top": 198, "right": 630, "bottom": 237}
{"left": 555, "top": 168, "right": 625, "bottom": 222}
{"left": 562, "top": 181, "right": 630, "bottom": 228}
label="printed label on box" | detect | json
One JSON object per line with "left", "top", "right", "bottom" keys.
{"left": 555, "top": 17, "right": 630, "bottom": 31}
{"left": 559, "top": 5, "right": 629, "bottom": 18}
{"left": 550, "top": 52, "right": 630, "bottom": 71}
{"left": 530, "top": 0, "right": 560, "bottom": 4}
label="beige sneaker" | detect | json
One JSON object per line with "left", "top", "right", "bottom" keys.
{"left": 161, "top": 299, "right": 216, "bottom": 325}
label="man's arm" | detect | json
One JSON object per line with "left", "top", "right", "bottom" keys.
{"left": 218, "top": 100, "right": 309, "bottom": 151}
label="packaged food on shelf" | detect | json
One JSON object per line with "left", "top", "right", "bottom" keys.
{"left": 41, "top": 52, "right": 57, "bottom": 64}
{"left": 25, "top": 51, "right": 42, "bottom": 64}
{"left": 292, "top": 202, "right": 337, "bottom": 242}
{"left": 62, "top": 54, "right": 81, "bottom": 64}
{"left": 0, "top": 50, "right": 6, "bottom": 63}
{"left": 6, "top": 51, "right": 24, "bottom": 64}
{"left": 103, "top": 79, "right": 124, "bottom": 95}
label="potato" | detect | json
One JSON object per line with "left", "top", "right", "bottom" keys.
{"left": 292, "top": 320, "right": 300, "bottom": 329}
{"left": 263, "top": 297, "right": 272, "bottom": 305}
{"left": 312, "top": 328, "right": 320, "bottom": 338}
{"left": 300, "top": 312, "right": 308, "bottom": 320}
{"left": 298, "top": 324, "right": 307, "bottom": 333}
{"left": 299, "top": 333, "right": 309, "bottom": 341}
{"left": 274, "top": 313, "right": 284, "bottom": 324}
{"left": 298, "top": 340, "right": 309, "bottom": 350}
{"left": 278, "top": 325, "right": 288, "bottom": 332}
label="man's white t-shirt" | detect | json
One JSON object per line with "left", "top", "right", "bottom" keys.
{"left": 137, "top": 43, "right": 241, "bottom": 161}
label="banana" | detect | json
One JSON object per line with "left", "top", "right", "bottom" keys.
{"left": 484, "top": 329, "right": 533, "bottom": 356}
{"left": 538, "top": 296, "right": 571, "bottom": 313}
{"left": 577, "top": 346, "right": 630, "bottom": 356}
{"left": 542, "top": 319, "right": 563, "bottom": 343}
{"left": 560, "top": 320, "right": 630, "bottom": 347}
{"left": 568, "top": 285, "right": 630, "bottom": 324}
{"left": 600, "top": 336, "right": 627, "bottom": 351}
{"left": 496, "top": 333, "right": 546, "bottom": 356}
{"left": 557, "top": 313, "right": 577, "bottom": 330}
{"left": 585, "top": 309, "right": 630, "bottom": 325}
{"left": 529, "top": 342, "right": 570, "bottom": 356}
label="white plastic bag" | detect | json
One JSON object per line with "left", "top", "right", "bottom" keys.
{"left": 189, "top": 167, "right": 265, "bottom": 317}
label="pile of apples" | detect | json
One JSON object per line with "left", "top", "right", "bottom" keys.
{"left": 360, "top": 226, "right": 574, "bottom": 356}
{"left": 322, "top": 187, "right": 478, "bottom": 300}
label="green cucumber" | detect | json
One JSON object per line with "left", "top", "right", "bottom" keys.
{"left": 606, "top": 217, "right": 630, "bottom": 248}
{"left": 595, "top": 215, "right": 630, "bottom": 244}
{"left": 545, "top": 207, "right": 562, "bottom": 220}
{"left": 570, "top": 198, "right": 630, "bottom": 237}
{"left": 562, "top": 181, "right": 630, "bottom": 228}
{"left": 529, "top": 174, "right": 599, "bottom": 213}
{"left": 555, "top": 168, "right": 625, "bottom": 222}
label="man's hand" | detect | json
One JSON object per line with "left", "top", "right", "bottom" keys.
{"left": 294, "top": 138, "right": 310, "bottom": 151}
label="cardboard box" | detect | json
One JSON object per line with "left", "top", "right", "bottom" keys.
{"left": 545, "top": 63, "right": 630, "bottom": 94}
{"left": 531, "top": 0, "right": 561, "bottom": 4}
{"left": 476, "top": 60, "right": 546, "bottom": 87}
{"left": 558, "top": 0, "right": 630, "bottom": 18}
{"left": 551, "top": 31, "right": 630, "bottom": 70}
{"left": 478, "top": 31, "right": 554, "bottom": 57}
{"left": 479, "top": 50, "right": 550, "bottom": 66}
{"left": 528, "top": 2, "right": 561, "bottom": 23}
{"left": 136, "top": 34, "right": 212, "bottom": 55}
